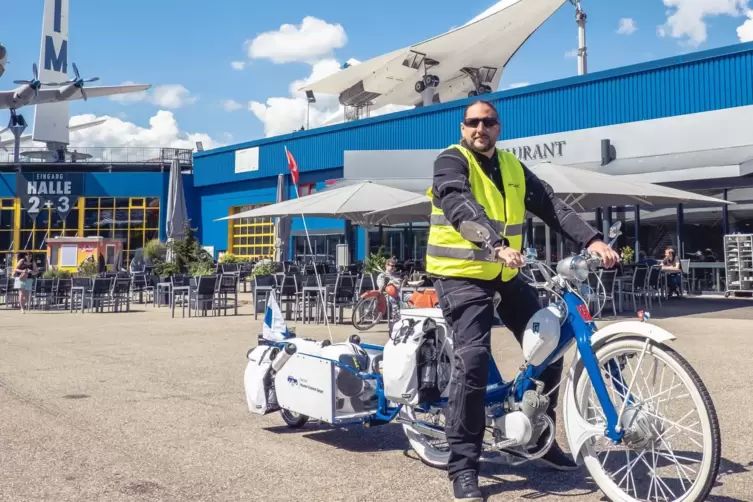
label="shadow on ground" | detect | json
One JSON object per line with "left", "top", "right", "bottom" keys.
{"left": 595, "top": 297, "right": 753, "bottom": 321}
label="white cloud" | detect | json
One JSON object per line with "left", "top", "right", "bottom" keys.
{"left": 222, "top": 99, "right": 244, "bottom": 112}
{"left": 565, "top": 48, "right": 579, "bottom": 58}
{"left": 505, "top": 82, "right": 530, "bottom": 89}
{"left": 245, "top": 16, "right": 347, "bottom": 64}
{"left": 2, "top": 111, "right": 224, "bottom": 153}
{"left": 617, "top": 18, "right": 637, "bottom": 35}
{"left": 231, "top": 61, "right": 247, "bottom": 70}
{"left": 658, "top": 0, "right": 749, "bottom": 47}
{"left": 248, "top": 57, "right": 412, "bottom": 137}
{"left": 67, "top": 111, "right": 223, "bottom": 151}
{"left": 738, "top": 10, "right": 753, "bottom": 40}
{"left": 110, "top": 84, "right": 197, "bottom": 109}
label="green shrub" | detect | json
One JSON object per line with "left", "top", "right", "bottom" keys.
{"left": 364, "top": 246, "right": 390, "bottom": 274}
{"left": 42, "top": 268, "right": 73, "bottom": 279}
{"left": 78, "top": 258, "right": 99, "bottom": 278}
{"left": 620, "top": 246, "right": 634, "bottom": 265}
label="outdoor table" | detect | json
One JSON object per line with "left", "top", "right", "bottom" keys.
{"left": 689, "top": 262, "right": 725, "bottom": 293}
{"left": 171, "top": 285, "right": 191, "bottom": 318}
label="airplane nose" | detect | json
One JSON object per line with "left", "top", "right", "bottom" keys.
{"left": 0, "top": 44, "right": 6, "bottom": 60}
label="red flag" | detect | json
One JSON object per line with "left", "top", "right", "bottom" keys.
{"left": 285, "top": 146, "right": 299, "bottom": 185}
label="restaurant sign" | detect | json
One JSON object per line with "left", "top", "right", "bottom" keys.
{"left": 499, "top": 140, "right": 567, "bottom": 162}
{"left": 15, "top": 172, "right": 85, "bottom": 222}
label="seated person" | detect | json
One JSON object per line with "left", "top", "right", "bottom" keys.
{"left": 661, "top": 247, "right": 682, "bottom": 296}
{"left": 377, "top": 257, "right": 401, "bottom": 291}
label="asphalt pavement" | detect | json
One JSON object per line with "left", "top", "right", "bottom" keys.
{"left": 0, "top": 296, "right": 751, "bottom": 501}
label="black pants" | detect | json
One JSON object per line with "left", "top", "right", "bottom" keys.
{"left": 434, "top": 274, "right": 564, "bottom": 480}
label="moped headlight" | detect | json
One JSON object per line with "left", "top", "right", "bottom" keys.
{"left": 556, "top": 255, "right": 589, "bottom": 282}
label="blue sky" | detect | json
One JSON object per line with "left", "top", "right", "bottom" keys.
{"left": 1, "top": 0, "right": 752, "bottom": 149}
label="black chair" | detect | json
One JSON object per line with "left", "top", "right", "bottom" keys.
{"left": 87, "top": 277, "right": 113, "bottom": 313}
{"left": 253, "top": 275, "right": 277, "bottom": 319}
{"left": 191, "top": 275, "right": 218, "bottom": 316}
{"left": 111, "top": 277, "right": 132, "bottom": 312}
{"left": 215, "top": 273, "right": 239, "bottom": 316}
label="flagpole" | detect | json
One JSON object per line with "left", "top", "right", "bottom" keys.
{"left": 286, "top": 146, "right": 333, "bottom": 342}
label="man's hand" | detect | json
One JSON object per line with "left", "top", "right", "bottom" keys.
{"left": 587, "top": 240, "right": 620, "bottom": 269}
{"left": 495, "top": 246, "right": 525, "bottom": 269}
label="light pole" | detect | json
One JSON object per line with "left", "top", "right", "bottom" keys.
{"left": 571, "top": 0, "right": 588, "bottom": 75}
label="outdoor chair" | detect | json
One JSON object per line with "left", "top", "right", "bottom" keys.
{"left": 32, "top": 278, "right": 56, "bottom": 310}
{"left": 646, "top": 265, "right": 663, "bottom": 310}
{"left": 594, "top": 268, "right": 617, "bottom": 318}
{"left": 680, "top": 259, "right": 693, "bottom": 295}
{"left": 253, "top": 274, "right": 277, "bottom": 320}
{"left": 621, "top": 265, "right": 649, "bottom": 312}
{"left": 190, "top": 275, "right": 218, "bottom": 316}
{"left": 130, "top": 274, "right": 149, "bottom": 304}
{"left": 70, "top": 277, "right": 91, "bottom": 313}
{"left": 326, "top": 274, "right": 356, "bottom": 324}
{"left": 55, "top": 278, "right": 72, "bottom": 310}
{"left": 3, "top": 276, "right": 18, "bottom": 308}
{"left": 110, "top": 277, "right": 132, "bottom": 312}
{"left": 87, "top": 277, "right": 113, "bottom": 313}
{"left": 215, "top": 273, "right": 239, "bottom": 316}
{"left": 277, "top": 274, "right": 299, "bottom": 320}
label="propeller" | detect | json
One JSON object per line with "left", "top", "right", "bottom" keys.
{"left": 12, "top": 64, "right": 51, "bottom": 96}
{"left": 48, "top": 62, "right": 100, "bottom": 100}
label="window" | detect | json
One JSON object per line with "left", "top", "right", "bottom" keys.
{"left": 0, "top": 199, "right": 15, "bottom": 259}
{"left": 82, "top": 197, "right": 160, "bottom": 266}
{"left": 228, "top": 204, "right": 275, "bottom": 259}
{"left": 298, "top": 183, "right": 317, "bottom": 197}
{"left": 61, "top": 245, "right": 78, "bottom": 267}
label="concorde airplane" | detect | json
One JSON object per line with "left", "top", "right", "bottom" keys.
{"left": 0, "top": 0, "right": 150, "bottom": 160}
{"left": 302, "top": 0, "right": 568, "bottom": 123}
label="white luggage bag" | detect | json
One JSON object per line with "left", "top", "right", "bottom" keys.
{"left": 244, "top": 345, "right": 278, "bottom": 415}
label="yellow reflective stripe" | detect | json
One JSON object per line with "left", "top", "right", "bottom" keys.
{"left": 426, "top": 244, "right": 493, "bottom": 262}
{"left": 428, "top": 214, "right": 523, "bottom": 236}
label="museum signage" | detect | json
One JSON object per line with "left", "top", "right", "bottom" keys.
{"left": 15, "top": 172, "right": 84, "bottom": 222}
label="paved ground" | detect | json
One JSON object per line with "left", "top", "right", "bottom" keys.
{"left": 0, "top": 294, "right": 751, "bottom": 501}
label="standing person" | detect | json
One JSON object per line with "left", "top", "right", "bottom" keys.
{"left": 427, "top": 100, "right": 619, "bottom": 501}
{"left": 13, "top": 252, "right": 37, "bottom": 313}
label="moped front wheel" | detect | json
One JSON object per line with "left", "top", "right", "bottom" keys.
{"left": 573, "top": 337, "right": 721, "bottom": 502}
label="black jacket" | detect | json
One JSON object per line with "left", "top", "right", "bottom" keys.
{"left": 432, "top": 141, "right": 602, "bottom": 250}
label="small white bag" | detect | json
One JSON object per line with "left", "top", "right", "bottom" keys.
{"left": 383, "top": 318, "right": 426, "bottom": 406}
{"left": 244, "top": 345, "right": 278, "bottom": 415}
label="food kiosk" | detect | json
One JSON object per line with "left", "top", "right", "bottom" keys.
{"left": 46, "top": 236, "right": 124, "bottom": 273}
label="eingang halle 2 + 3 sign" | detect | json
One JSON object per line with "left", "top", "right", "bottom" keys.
{"left": 15, "top": 172, "right": 84, "bottom": 222}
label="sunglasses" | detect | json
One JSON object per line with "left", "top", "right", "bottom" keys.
{"left": 463, "top": 117, "right": 499, "bottom": 128}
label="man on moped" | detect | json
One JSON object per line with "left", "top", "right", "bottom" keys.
{"left": 427, "top": 100, "right": 619, "bottom": 501}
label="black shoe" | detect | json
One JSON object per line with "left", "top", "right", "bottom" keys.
{"left": 536, "top": 441, "right": 579, "bottom": 471}
{"left": 452, "top": 470, "right": 483, "bottom": 501}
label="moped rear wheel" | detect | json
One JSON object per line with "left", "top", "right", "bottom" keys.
{"left": 400, "top": 329, "right": 454, "bottom": 469}
{"left": 573, "top": 337, "right": 721, "bottom": 502}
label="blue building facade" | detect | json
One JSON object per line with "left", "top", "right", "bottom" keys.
{"left": 193, "top": 41, "right": 753, "bottom": 263}
{"left": 0, "top": 161, "right": 198, "bottom": 270}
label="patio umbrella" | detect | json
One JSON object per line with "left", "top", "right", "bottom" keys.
{"left": 166, "top": 157, "right": 189, "bottom": 261}
{"left": 364, "top": 162, "right": 733, "bottom": 222}
{"left": 214, "top": 181, "right": 424, "bottom": 226}
{"left": 166, "top": 157, "right": 189, "bottom": 239}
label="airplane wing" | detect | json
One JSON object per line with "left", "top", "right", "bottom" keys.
{"left": 1, "top": 118, "right": 108, "bottom": 147}
{"left": 302, "top": 0, "right": 566, "bottom": 108}
{"left": 0, "top": 84, "right": 151, "bottom": 109}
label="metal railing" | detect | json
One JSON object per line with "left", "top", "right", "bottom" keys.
{"left": 0, "top": 147, "right": 193, "bottom": 165}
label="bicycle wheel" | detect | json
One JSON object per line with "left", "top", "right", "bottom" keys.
{"left": 351, "top": 297, "right": 383, "bottom": 331}
{"left": 573, "top": 337, "right": 721, "bottom": 501}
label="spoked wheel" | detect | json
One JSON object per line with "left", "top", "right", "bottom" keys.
{"left": 351, "top": 297, "right": 383, "bottom": 331}
{"left": 574, "top": 337, "right": 721, "bottom": 501}
{"left": 400, "top": 330, "right": 454, "bottom": 469}
{"left": 280, "top": 408, "right": 309, "bottom": 428}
